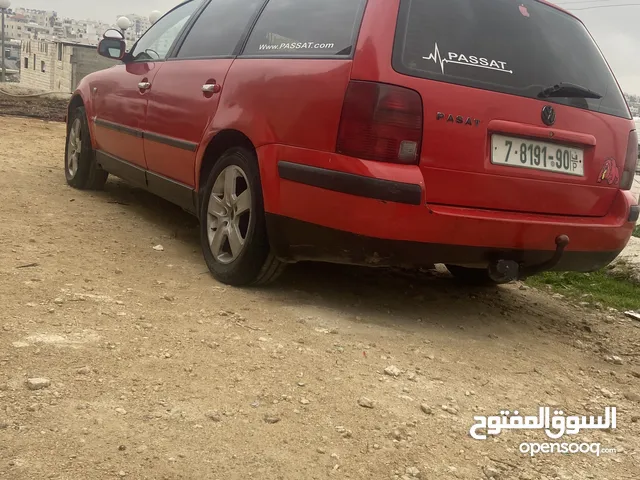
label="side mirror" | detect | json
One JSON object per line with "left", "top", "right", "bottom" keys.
{"left": 97, "top": 38, "right": 126, "bottom": 61}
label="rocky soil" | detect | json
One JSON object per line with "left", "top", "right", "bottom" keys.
{"left": 0, "top": 85, "right": 69, "bottom": 122}
{"left": 1, "top": 116, "right": 640, "bottom": 480}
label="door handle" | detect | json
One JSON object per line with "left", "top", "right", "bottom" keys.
{"left": 202, "top": 83, "right": 221, "bottom": 94}
{"left": 138, "top": 81, "right": 151, "bottom": 90}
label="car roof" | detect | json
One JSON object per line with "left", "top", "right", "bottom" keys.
{"left": 538, "top": 0, "right": 580, "bottom": 20}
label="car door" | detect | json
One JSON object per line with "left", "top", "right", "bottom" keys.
{"left": 142, "top": 0, "right": 265, "bottom": 192}
{"left": 92, "top": 0, "right": 199, "bottom": 175}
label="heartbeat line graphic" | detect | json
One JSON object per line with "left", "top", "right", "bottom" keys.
{"left": 423, "top": 43, "right": 448, "bottom": 75}
{"left": 422, "top": 43, "right": 513, "bottom": 75}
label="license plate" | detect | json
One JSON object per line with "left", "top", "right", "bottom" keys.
{"left": 491, "top": 134, "right": 584, "bottom": 176}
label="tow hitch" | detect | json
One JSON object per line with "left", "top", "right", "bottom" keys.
{"left": 488, "top": 235, "right": 570, "bottom": 282}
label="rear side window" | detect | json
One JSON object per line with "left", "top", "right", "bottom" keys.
{"left": 177, "top": 0, "right": 263, "bottom": 58}
{"left": 393, "top": 0, "right": 630, "bottom": 119}
{"left": 242, "top": 0, "right": 366, "bottom": 57}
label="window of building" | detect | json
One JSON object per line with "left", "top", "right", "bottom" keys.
{"left": 242, "top": 0, "right": 366, "bottom": 57}
{"left": 33, "top": 54, "right": 36, "bottom": 70}
{"left": 24, "top": 57, "right": 29, "bottom": 69}
{"left": 176, "top": 0, "right": 262, "bottom": 58}
{"left": 41, "top": 61, "right": 46, "bottom": 73}
{"left": 57, "top": 43, "right": 63, "bottom": 61}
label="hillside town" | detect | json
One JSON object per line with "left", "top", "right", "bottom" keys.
{"left": 626, "top": 93, "right": 640, "bottom": 118}
{"left": 1, "top": 5, "right": 155, "bottom": 92}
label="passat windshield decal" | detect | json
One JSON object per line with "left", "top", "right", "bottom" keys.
{"left": 422, "top": 43, "right": 513, "bottom": 75}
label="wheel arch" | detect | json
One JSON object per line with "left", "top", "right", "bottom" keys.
{"left": 67, "top": 93, "right": 85, "bottom": 129}
{"left": 196, "top": 129, "right": 257, "bottom": 207}
{"left": 66, "top": 91, "right": 99, "bottom": 150}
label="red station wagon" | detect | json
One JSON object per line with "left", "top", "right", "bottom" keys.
{"left": 64, "top": 0, "right": 639, "bottom": 286}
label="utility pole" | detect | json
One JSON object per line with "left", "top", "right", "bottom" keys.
{"left": 0, "top": 0, "right": 11, "bottom": 83}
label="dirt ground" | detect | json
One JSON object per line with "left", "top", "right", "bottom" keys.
{"left": 0, "top": 86, "right": 70, "bottom": 122}
{"left": 1, "top": 116, "right": 640, "bottom": 480}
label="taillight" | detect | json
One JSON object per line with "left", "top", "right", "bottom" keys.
{"left": 621, "top": 129, "right": 638, "bottom": 190}
{"left": 336, "top": 81, "right": 423, "bottom": 164}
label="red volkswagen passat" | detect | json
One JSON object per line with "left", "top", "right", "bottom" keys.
{"left": 64, "top": 0, "right": 639, "bottom": 285}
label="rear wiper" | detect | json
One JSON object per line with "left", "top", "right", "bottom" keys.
{"left": 538, "top": 82, "right": 602, "bottom": 99}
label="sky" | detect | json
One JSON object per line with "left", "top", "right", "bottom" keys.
{"left": 8, "top": 1, "right": 640, "bottom": 94}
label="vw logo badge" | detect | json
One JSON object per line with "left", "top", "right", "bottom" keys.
{"left": 541, "top": 105, "right": 556, "bottom": 126}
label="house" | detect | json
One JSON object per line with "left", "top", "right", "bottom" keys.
{"left": 19, "top": 39, "right": 118, "bottom": 93}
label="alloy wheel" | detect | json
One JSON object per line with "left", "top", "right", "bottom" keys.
{"left": 206, "top": 165, "right": 252, "bottom": 264}
{"left": 67, "top": 118, "right": 82, "bottom": 178}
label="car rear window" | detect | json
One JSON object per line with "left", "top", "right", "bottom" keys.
{"left": 392, "top": 0, "right": 630, "bottom": 119}
{"left": 242, "top": 0, "right": 366, "bottom": 57}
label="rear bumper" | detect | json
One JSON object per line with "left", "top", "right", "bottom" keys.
{"left": 266, "top": 214, "right": 621, "bottom": 271}
{"left": 258, "top": 145, "right": 637, "bottom": 271}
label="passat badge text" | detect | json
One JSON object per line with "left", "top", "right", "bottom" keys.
{"left": 423, "top": 43, "right": 513, "bottom": 75}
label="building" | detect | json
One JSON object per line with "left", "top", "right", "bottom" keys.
{"left": 13, "top": 8, "right": 57, "bottom": 28}
{"left": 19, "top": 39, "right": 118, "bottom": 93}
{"left": 2, "top": 9, "right": 110, "bottom": 46}
{"left": 116, "top": 14, "right": 151, "bottom": 42}
{"left": 1, "top": 40, "right": 21, "bottom": 81}
{"left": 3, "top": 15, "right": 30, "bottom": 40}
{"left": 3, "top": 9, "right": 56, "bottom": 40}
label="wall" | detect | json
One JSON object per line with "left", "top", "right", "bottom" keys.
{"left": 19, "top": 40, "right": 116, "bottom": 93}
{"left": 19, "top": 40, "right": 54, "bottom": 91}
{"left": 52, "top": 43, "right": 73, "bottom": 93}
{"left": 70, "top": 46, "right": 118, "bottom": 89}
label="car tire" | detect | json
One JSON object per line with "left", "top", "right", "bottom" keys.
{"left": 446, "top": 264, "right": 501, "bottom": 286}
{"left": 199, "top": 147, "right": 285, "bottom": 286}
{"left": 64, "top": 106, "right": 108, "bottom": 190}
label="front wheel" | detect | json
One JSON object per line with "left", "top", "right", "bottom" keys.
{"left": 199, "top": 147, "right": 285, "bottom": 286}
{"left": 64, "top": 106, "right": 108, "bottom": 190}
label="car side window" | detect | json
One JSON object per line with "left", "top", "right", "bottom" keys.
{"left": 129, "top": 1, "right": 198, "bottom": 62}
{"left": 176, "top": 0, "right": 263, "bottom": 58}
{"left": 242, "top": 0, "right": 366, "bottom": 57}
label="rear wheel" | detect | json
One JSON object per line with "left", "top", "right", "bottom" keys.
{"left": 65, "top": 106, "right": 108, "bottom": 190}
{"left": 446, "top": 264, "right": 501, "bottom": 286}
{"left": 199, "top": 147, "right": 285, "bottom": 286}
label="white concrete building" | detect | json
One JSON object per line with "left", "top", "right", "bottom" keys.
{"left": 19, "top": 39, "right": 118, "bottom": 93}
{"left": 116, "top": 14, "right": 152, "bottom": 42}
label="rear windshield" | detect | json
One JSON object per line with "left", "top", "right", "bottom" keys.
{"left": 392, "top": 0, "right": 630, "bottom": 119}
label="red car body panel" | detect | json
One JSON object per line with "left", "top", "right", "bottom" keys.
{"left": 195, "top": 59, "right": 353, "bottom": 190}
{"left": 258, "top": 144, "right": 635, "bottom": 252}
{"left": 144, "top": 59, "right": 234, "bottom": 187}
{"left": 90, "top": 62, "right": 161, "bottom": 169}
{"left": 68, "top": 0, "right": 638, "bottom": 274}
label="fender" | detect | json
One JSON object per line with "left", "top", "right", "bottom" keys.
{"left": 68, "top": 74, "right": 99, "bottom": 149}
{"left": 193, "top": 87, "right": 277, "bottom": 191}
{"left": 193, "top": 58, "right": 352, "bottom": 191}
